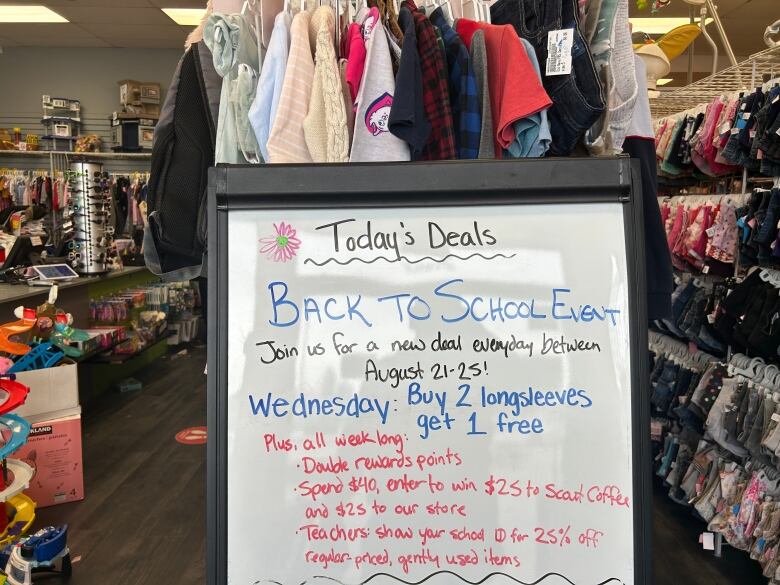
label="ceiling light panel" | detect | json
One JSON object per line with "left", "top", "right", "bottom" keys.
{"left": 0, "top": 5, "right": 68, "bottom": 23}
{"left": 161, "top": 8, "right": 206, "bottom": 26}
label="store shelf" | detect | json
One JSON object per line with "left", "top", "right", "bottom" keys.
{"left": 651, "top": 45, "right": 780, "bottom": 119}
{"left": 0, "top": 150, "right": 151, "bottom": 160}
{"left": 90, "top": 331, "right": 173, "bottom": 364}
{"left": 0, "top": 266, "right": 150, "bottom": 307}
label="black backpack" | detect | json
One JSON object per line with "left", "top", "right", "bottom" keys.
{"left": 144, "top": 41, "right": 221, "bottom": 280}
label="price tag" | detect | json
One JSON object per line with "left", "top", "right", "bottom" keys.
{"left": 772, "top": 413, "right": 780, "bottom": 423}
{"left": 773, "top": 95, "right": 779, "bottom": 104}
{"left": 743, "top": 112, "right": 752, "bottom": 120}
{"left": 719, "top": 122, "right": 732, "bottom": 134}
{"left": 702, "top": 264, "right": 711, "bottom": 274}
{"left": 731, "top": 127, "right": 740, "bottom": 135}
{"left": 546, "top": 29, "right": 573, "bottom": 77}
{"left": 30, "top": 236, "right": 42, "bottom": 246}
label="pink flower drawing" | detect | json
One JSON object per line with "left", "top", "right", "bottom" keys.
{"left": 259, "top": 222, "right": 301, "bottom": 262}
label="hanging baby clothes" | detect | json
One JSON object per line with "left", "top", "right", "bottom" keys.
{"left": 304, "top": 6, "right": 350, "bottom": 162}
{"left": 343, "top": 22, "right": 367, "bottom": 107}
{"left": 204, "top": 13, "right": 260, "bottom": 164}
{"left": 491, "top": 0, "right": 605, "bottom": 156}
{"left": 469, "top": 30, "right": 494, "bottom": 160}
{"left": 249, "top": 10, "right": 292, "bottom": 162}
{"left": 455, "top": 19, "right": 552, "bottom": 158}
{"left": 505, "top": 38, "right": 551, "bottom": 158}
{"left": 350, "top": 7, "right": 411, "bottom": 162}
{"left": 267, "top": 10, "right": 315, "bottom": 163}
{"left": 404, "top": 0, "right": 456, "bottom": 160}
{"left": 389, "top": 5, "right": 431, "bottom": 159}
{"left": 430, "top": 7, "right": 480, "bottom": 159}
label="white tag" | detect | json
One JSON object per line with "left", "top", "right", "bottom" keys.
{"left": 706, "top": 226, "right": 717, "bottom": 237}
{"left": 743, "top": 112, "right": 752, "bottom": 120}
{"left": 30, "top": 236, "right": 42, "bottom": 246}
{"left": 774, "top": 95, "right": 780, "bottom": 104}
{"left": 750, "top": 130, "right": 757, "bottom": 139}
{"left": 731, "top": 128, "right": 740, "bottom": 135}
{"left": 719, "top": 122, "right": 732, "bottom": 134}
{"left": 741, "top": 103, "right": 747, "bottom": 111}
{"left": 776, "top": 126, "right": 780, "bottom": 137}
{"left": 702, "top": 264, "right": 710, "bottom": 274}
{"left": 772, "top": 413, "right": 780, "bottom": 422}
{"left": 702, "top": 532, "right": 715, "bottom": 551}
{"left": 707, "top": 313, "right": 716, "bottom": 324}
{"left": 546, "top": 29, "right": 573, "bottom": 77}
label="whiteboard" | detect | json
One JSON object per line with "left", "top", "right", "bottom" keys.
{"left": 223, "top": 202, "right": 637, "bottom": 585}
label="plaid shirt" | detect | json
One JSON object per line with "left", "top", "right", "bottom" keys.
{"left": 430, "top": 7, "right": 481, "bottom": 159}
{"left": 404, "top": 0, "right": 457, "bottom": 160}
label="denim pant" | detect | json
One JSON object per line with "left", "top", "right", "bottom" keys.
{"left": 491, "top": 0, "right": 605, "bottom": 156}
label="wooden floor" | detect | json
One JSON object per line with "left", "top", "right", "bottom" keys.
{"left": 36, "top": 346, "right": 765, "bottom": 584}
{"left": 37, "top": 347, "right": 207, "bottom": 584}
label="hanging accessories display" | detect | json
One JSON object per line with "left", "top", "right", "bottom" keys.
{"left": 66, "top": 162, "right": 113, "bottom": 275}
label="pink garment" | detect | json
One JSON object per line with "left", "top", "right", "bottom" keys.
{"left": 706, "top": 203, "right": 738, "bottom": 264}
{"left": 343, "top": 22, "right": 366, "bottom": 109}
{"left": 687, "top": 204, "right": 712, "bottom": 269}
{"left": 714, "top": 97, "right": 740, "bottom": 165}
{"left": 666, "top": 204, "right": 684, "bottom": 250}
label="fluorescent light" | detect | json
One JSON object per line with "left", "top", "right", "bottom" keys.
{"left": 0, "top": 5, "right": 67, "bottom": 23}
{"left": 630, "top": 17, "right": 713, "bottom": 35}
{"left": 656, "top": 78, "right": 674, "bottom": 86}
{"left": 162, "top": 8, "right": 206, "bottom": 26}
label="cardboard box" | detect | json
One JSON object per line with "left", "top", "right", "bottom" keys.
{"left": 118, "top": 80, "right": 161, "bottom": 106}
{"left": 13, "top": 362, "right": 78, "bottom": 421}
{"left": 14, "top": 412, "right": 84, "bottom": 508}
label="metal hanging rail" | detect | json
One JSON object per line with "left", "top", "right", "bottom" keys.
{"left": 650, "top": 45, "right": 780, "bottom": 119}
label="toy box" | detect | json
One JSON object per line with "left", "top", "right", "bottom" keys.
{"left": 13, "top": 362, "right": 78, "bottom": 421}
{"left": 118, "top": 80, "right": 161, "bottom": 106}
{"left": 14, "top": 412, "right": 84, "bottom": 508}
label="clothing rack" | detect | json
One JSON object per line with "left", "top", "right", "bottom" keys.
{"left": 651, "top": 45, "right": 780, "bottom": 119}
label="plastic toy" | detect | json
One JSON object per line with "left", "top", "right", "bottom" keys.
{"left": 47, "top": 314, "right": 88, "bottom": 358}
{"left": 0, "top": 382, "right": 28, "bottom": 418}
{"left": 0, "top": 311, "right": 36, "bottom": 356}
{"left": 0, "top": 417, "right": 29, "bottom": 461}
{"left": 0, "top": 461, "right": 34, "bottom": 503}
{"left": 3, "top": 525, "right": 70, "bottom": 585}
{"left": 7, "top": 345, "right": 63, "bottom": 374}
{"left": 0, "top": 495, "right": 35, "bottom": 548}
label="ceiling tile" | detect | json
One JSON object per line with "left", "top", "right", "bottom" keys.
{"left": 78, "top": 22, "right": 184, "bottom": 39}
{"left": 53, "top": 6, "right": 175, "bottom": 24}
{"left": 0, "top": 22, "right": 95, "bottom": 38}
{"left": 108, "top": 36, "right": 183, "bottom": 48}
{"left": 146, "top": 0, "right": 206, "bottom": 7}
{"left": 12, "top": 34, "right": 110, "bottom": 46}
{"left": 41, "top": 0, "right": 153, "bottom": 6}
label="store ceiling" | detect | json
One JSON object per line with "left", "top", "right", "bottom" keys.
{"left": 0, "top": 0, "right": 776, "bottom": 67}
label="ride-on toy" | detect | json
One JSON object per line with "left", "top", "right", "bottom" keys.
{"left": 3, "top": 525, "right": 70, "bottom": 584}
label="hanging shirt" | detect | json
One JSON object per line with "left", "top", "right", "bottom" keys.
{"left": 455, "top": 19, "right": 552, "bottom": 156}
{"left": 234, "top": 63, "right": 262, "bottom": 162}
{"left": 343, "top": 23, "right": 367, "bottom": 107}
{"left": 203, "top": 13, "right": 260, "bottom": 164}
{"left": 404, "top": 0, "right": 456, "bottom": 160}
{"left": 505, "top": 38, "right": 551, "bottom": 158}
{"left": 469, "top": 30, "right": 494, "bottom": 160}
{"left": 350, "top": 7, "right": 410, "bottom": 162}
{"left": 249, "top": 11, "right": 292, "bottom": 162}
{"left": 267, "top": 10, "right": 315, "bottom": 163}
{"left": 389, "top": 5, "right": 431, "bottom": 159}
{"left": 304, "top": 6, "right": 350, "bottom": 162}
{"left": 430, "top": 7, "right": 480, "bottom": 159}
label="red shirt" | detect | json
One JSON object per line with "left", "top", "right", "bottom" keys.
{"left": 456, "top": 19, "right": 552, "bottom": 155}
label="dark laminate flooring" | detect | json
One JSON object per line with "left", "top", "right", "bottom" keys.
{"left": 37, "top": 347, "right": 207, "bottom": 584}
{"left": 35, "top": 347, "right": 766, "bottom": 584}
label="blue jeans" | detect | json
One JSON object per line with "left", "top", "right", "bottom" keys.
{"left": 490, "top": 0, "right": 605, "bottom": 156}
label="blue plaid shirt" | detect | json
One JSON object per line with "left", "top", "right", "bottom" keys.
{"left": 430, "top": 8, "right": 481, "bottom": 159}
